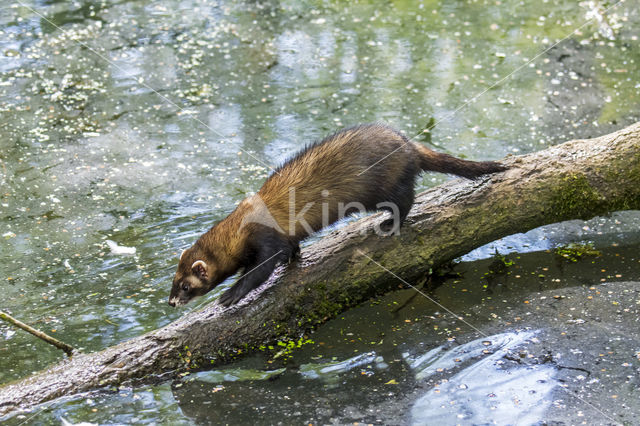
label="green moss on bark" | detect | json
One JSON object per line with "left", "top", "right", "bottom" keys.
{"left": 551, "top": 174, "right": 603, "bottom": 220}
{"left": 605, "top": 153, "right": 640, "bottom": 211}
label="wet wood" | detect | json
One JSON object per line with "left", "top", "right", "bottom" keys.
{"left": 0, "top": 311, "right": 76, "bottom": 357}
{"left": 1, "top": 122, "right": 639, "bottom": 417}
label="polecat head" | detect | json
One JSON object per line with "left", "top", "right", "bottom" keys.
{"left": 168, "top": 246, "right": 223, "bottom": 307}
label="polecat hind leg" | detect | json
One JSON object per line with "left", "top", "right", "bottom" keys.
{"left": 380, "top": 181, "right": 415, "bottom": 234}
{"left": 289, "top": 243, "right": 301, "bottom": 263}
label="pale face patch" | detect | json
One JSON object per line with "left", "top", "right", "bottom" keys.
{"left": 168, "top": 273, "right": 209, "bottom": 306}
{"left": 168, "top": 296, "right": 183, "bottom": 306}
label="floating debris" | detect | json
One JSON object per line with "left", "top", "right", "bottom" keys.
{"left": 105, "top": 240, "right": 136, "bottom": 255}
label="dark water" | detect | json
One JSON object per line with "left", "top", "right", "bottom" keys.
{"left": 1, "top": 0, "right": 639, "bottom": 424}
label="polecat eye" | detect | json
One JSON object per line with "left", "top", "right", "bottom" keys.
{"left": 181, "top": 283, "right": 190, "bottom": 292}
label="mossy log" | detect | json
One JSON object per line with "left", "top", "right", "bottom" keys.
{"left": 1, "top": 123, "right": 640, "bottom": 417}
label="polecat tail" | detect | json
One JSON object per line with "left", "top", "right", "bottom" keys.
{"left": 413, "top": 142, "right": 506, "bottom": 179}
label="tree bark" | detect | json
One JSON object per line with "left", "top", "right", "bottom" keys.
{"left": 1, "top": 123, "right": 640, "bottom": 417}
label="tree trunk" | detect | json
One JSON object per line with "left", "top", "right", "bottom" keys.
{"left": 1, "top": 123, "right": 640, "bottom": 417}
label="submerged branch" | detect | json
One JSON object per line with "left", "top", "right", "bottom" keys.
{"left": 0, "top": 311, "right": 76, "bottom": 357}
{"left": 1, "top": 122, "right": 640, "bottom": 417}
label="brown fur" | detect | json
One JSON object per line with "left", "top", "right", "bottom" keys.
{"left": 169, "top": 123, "right": 505, "bottom": 307}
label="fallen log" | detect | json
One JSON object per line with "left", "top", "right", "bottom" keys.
{"left": 1, "top": 122, "right": 639, "bottom": 417}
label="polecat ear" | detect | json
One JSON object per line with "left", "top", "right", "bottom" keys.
{"left": 180, "top": 249, "right": 187, "bottom": 261}
{"left": 191, "top": 260, "right": 208, "bottom": 280}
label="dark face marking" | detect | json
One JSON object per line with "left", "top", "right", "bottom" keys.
{"left": 168, "top": 249, "right": 216, "bottom": 307}
{"left": 168, "top": 272, "right": 209, "bottom": 306}
{"left": 168, "top": 245, "right": 237, "bottom": 307}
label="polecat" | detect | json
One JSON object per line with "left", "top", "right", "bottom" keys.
{"left": 169, "top": 123, "right": 505, "bottom": 307}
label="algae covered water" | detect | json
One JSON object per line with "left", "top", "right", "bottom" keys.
{"left": 1, "top": 0, "right": 639, "bottom": 424}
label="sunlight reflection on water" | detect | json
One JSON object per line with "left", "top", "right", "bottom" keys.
{"left": 409, "top": 331, "right": 557, "bottom": 425}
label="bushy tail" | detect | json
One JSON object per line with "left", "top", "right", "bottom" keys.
{"left": 413, "top": 142, "right": 506, "bottom": 179}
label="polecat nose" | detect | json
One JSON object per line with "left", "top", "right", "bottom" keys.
{"left": 168, "top": 300, "right": 176, "bottom": 307}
